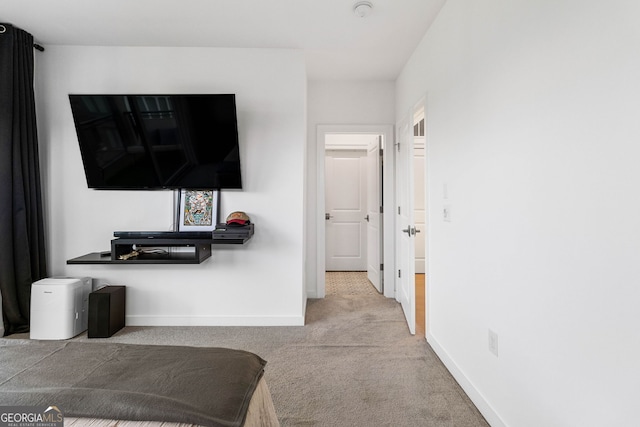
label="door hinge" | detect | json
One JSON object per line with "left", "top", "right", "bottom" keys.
{"left": 395, "top": 141, "right": 400, "bottom": 152}
{"left": 380, "top": 263, "right": 384, "bottom": 271}
{"left": 380, "top": 205, "right": 383, "bottom": 214}
{"left": 398, "top": 206, "right": 401, "bottom": 215}
{"left": 379, "top": 147, "right": 383, "bottom": 157}
{"left": 398, "top": 269, "right": 401, "bottom": 278}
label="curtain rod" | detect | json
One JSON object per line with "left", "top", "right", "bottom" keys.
{"left": 0, "top": 24, "right": 45, "bottom": 51}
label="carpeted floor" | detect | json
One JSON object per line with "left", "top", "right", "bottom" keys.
{"left": 6, "top": 278, "right": 489, "bottom": 427}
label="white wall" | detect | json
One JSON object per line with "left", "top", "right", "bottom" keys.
{"left": 396, "top": 0, "right": 640, "bottom": 426}
{"left": 306, "top": 80, "right": 395, "bottom": 296}
{"left": 36, "top": 46, "right": 307, "bottom": 326}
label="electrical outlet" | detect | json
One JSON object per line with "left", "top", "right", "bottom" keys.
{"left": 488, "top": 329, "right": 499, "bottom": 357}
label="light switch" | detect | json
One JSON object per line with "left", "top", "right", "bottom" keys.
{"left": 443, "top": 205, "right": 452, "bottom": 222}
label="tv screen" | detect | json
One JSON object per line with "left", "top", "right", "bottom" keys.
{"left": 68, "top": 94, "right": 242, "bottom": 189}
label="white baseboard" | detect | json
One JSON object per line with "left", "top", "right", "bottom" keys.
{"left": 427, "top": 333, "right": 507, "bottom": 427}
{"left": 126, "top": 315, "right": 305, "bottom": 327}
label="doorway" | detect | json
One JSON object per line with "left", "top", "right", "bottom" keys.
{"left": 316, "top": 125, "right": 395, "bottom": 299}
{"left": 325, "top": 135, "right": 381, "bottom": 294}
{"left": 413, "top": 109, "right": 426, "bottom": 336}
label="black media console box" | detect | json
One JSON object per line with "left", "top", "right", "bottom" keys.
{"left": 88, "top": 286, "right": 126, "bottom": 338}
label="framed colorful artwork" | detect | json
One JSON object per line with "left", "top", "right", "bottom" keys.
{"left": 178, "top": 189, "right": 219, "bottom": 232}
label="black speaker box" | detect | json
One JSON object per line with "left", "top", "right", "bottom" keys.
{"left": 88, "top": 286, "right": 125, "bottom": 338}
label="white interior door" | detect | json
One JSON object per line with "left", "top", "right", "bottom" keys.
{"left": 366, "top": 136, "right": 382, "bottom": 292}
{"left": 395, "top": 117, "right": 416, "bottom": 334}
{"left": 325, "top": 150, "right": 368, "bottom": 271}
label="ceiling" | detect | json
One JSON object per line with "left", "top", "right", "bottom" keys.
{"left": 0, "top": 0, "right": 445, "bottom": 80}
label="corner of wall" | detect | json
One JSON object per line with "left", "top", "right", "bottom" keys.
{"left": 427, "top": 333, "right": 507, "bottom": 427}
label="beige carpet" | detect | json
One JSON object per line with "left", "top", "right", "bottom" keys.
{"left": 7, "top": 282, "right": 489, "bottom": 427}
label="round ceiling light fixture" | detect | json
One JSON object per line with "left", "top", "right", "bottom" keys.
{"left": 353, "top": 1, "right": 373, "bottom": 18}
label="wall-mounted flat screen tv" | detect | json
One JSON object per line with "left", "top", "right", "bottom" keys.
{"left": 69, "top": 94, "right": 242, "bottom": 189}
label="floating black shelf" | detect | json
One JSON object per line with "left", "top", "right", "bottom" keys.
{"left": 67, "top": 224, "right": 253, "bottom": 265}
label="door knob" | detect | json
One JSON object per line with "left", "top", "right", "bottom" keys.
{"left": 364, "top": 214, "right": 370, "bottom": 222}
{"left": 402, "top": 227, "right": 411, "bottom": 235}
{"left": 325, "top": 213, "right": 333, "bottom": 220}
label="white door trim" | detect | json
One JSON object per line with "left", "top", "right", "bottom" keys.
{"left": 316, "top": 124, "right": 395, "bottom": 298}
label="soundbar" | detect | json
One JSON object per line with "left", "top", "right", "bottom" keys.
{"left": 113, "top": 231, "right": 213, "bottom": 239}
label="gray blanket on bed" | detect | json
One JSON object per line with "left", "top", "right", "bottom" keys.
{"left": 0, "top": 341, "right": 266, "bottom": 427}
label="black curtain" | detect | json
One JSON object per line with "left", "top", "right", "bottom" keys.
{"left": 0, "top": 24, "right": 47, "bottom": 335}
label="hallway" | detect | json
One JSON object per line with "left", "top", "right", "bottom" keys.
{"left": 326, "top": 271, "right": 427, "bottom": 336}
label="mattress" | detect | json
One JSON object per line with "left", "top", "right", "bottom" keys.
{"left": 0, "top": 341, "right": 279, "bottom": 427}
{"left": 64, "top": 377, "right": 278, "bottom": 427}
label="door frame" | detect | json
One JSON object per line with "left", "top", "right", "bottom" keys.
{"left": 316, "top": 124, "right": 395, "bottom": 298}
